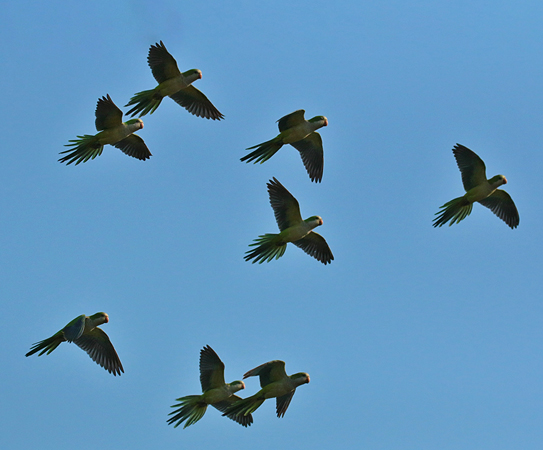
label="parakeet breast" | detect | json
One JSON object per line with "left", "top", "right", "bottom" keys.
{"left": 204, "top": 385, "right": 235, "bottom": 404}
{"left": 465, "top": 179, "right": 501, "bottom": 203}
{"left": 158, "top": 76, "right": 191, "bottom": 97}
{"left": 282, "top": 122, "right": 314, "bottom": 144}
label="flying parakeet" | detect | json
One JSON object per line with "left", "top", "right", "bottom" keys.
{"left": 223, "top": 360, "right": 310, "bottom": 419}
{"left": 241, "top": 110, "right": 328, "bottom": 182}
{"left": 167, "top": 345, "right": 253, "bottom": 428}
{"left": 59, "top": 94, "right": 151, "bottom": 165}
{"left": 245, "top": 177, "right": 334, "bottom": 264}
{"left": 433, "top": 144, "right": 519, "bottom": 228}
{"left": 25, "top": 312, "right": 123, "bottom": 376}
{"left": 125, "top": 41, "right": 223, "bottom": 120}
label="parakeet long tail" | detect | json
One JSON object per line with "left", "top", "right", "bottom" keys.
{"left": 244, "top": 234, "right": 287, "bottom": 263}
{"left": 433, "top": 196, "right": 473, "bottom": 227}
{"left": 167, "top": 395, "right": 208, "bottom": 429}
{"left": 241, "top": 138, "right": 283, "bottom": 164}
{"left": 223, "top": 396, "right": 265, "bottom": 418}
{"left": 59, "top": 135, "right": 104, "bottom": 165}
{"left": 25, "top": 333, "right": 64, "bottom": 357}
{"left": 125, "top": 89, "right": 163, "bottom": 117}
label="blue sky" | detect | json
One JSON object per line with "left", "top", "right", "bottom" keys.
{"left": 2, "top": 1, "right": 543, "bottom": 449}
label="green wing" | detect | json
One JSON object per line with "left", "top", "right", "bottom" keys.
{"left": 95, "top": 94, "right": 123, "bottom": 131}
{"left": 199, "top": 345, "right": 226, "bottom": 391}
{"left": 293, "top": 232, "right": 334, "bottom": 265}
{"left": 74, "top": 327, "right": 124, "bottom": 376}
{"left": 169, "top": 86, "right": 224, "bottom": 120}
{"left": 147, "top": 41, "right": 181, "bottom": 83}
{"left": 277, "top": 110, "right": 306, "bottom": 132}
{"left": 61, "top": 315, "right": 86, "bottom": 341}
{"left": 113, "top": 134, "right": 152, "bottom": 161}
{"left": 244, "top": 360, "right": 288, "bottom": 387}
{"left": 452, "top": 144, "right": 488, "bottom": 191}
{"left": 276, "top": 391, "right": 295, "bottom": 418}
{"left": 478, "top": 189, "right": 520, "bottom": 229}
{"left": 267, "top": 178, "right": 303, "bottom": 231}
{"left": 290, "top": 132, "right": 324, "bottom": 182}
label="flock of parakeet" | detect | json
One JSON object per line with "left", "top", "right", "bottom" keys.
{"left": 26, "top": 40, "right": 520, "bottom": 429}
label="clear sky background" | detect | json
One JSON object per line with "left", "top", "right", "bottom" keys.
{"left": 2, "top": 1, "right": 543, "bottom": 449}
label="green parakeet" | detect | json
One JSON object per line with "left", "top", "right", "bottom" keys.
{"left": 59, "top": 94, "right": 151, "bottom": 165}
{"left": 167, "top": 345, "right": 253, "bottom": 428}
{"left": 433, "top": 144, "right": 519, "bottom": 228}
{"left": 245, "top": 177, "right": 334, "bottom": 264}
{"left": 223, "top": 360, "right": 310, "bottom": 419}
{"left": 125, "top": 41, "right": 223, "bottom": 120}
{"left": 241, "top": 110, "right": 328, "bottom": 182}
{"left": 25, "top": 312, "right": 123, "bottom": 376}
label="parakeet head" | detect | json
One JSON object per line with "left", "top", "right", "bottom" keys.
{"left": 125, "top": 118, "right": 144, "bottom": 130}
{"left": 291, "top": 372, "right": 310, "bottom": 386}
{"left": 489, "top": 174, "right": 507, "bottom": 187}
{"left": 309, "top": 116, "right": 328, "bottom": 128}
{"left": 230, "top": 380, "right": 246, "bottom": 393}
{"left": 183, "top": 69, "right": 203, "bottom": 84}
{"left": 89, "top": 312, "right": 109, "bottom": 325}
{"left": 305, "top": 215, "right": 323, "bottom": 228}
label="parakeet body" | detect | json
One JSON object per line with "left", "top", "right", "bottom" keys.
{"left": 434, "top": 144, "right": 519, "bottom": 228}
{"left": 126, "top": 41, "right": 223, "bottom": 120}
{"left": 245, "top": 178, "right": 333, "bottom": 264}
{"left": 59, "top": 94, "right": 151, "bottom": 165}
{"left": 241, "top": 110, "right": 327, "bottom": 182}
{"left": 167, "top": 345, "right": 252, "bottom": 428}
{"left": 25, "top": 312, "right": 123, "bottom": 376}
{"left": 223, "top": 360, "right": 310, "bottom": 418}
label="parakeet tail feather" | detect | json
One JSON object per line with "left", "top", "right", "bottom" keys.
{"left": 241, "top": 138, "right": 283, "bottom": 164}
{"left": 25, "top": 334, "right": 63, "bottom": 357}
{"left": 59, "top": 135, "right": 104, "bottom": 165}
{"left": 167, "top": 395, "right": 208, "bottom": 429}
{"left": 433, "top": 196, "right": 473, "bottom": 227}
{"left": 244, "top": 234, "right": 287, "bottom": 263}
{"left": 223, "top": 396, "right": 265, "bottom": 418}
{"left": 125, "top": 89, "right": 163, "bottom": 117}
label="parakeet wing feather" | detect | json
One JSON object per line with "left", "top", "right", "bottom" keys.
{"left": 452, "top": 144, "right": 488, "bottom": 191}
{"left": 199, "top": 345, "right": 226, "bottom": 391}
{"left": 244, "top": 360, "right": 288, "bottom": 387}
{"left": 62, "top": 315, "right": 86, "bottom": 341}
{"left": 95, "top": 95, "right": 123, "bottom": 131}
{"left": 293, "top": 232, "right": 334, "bottom": 265}
{"left": 147, "top": 41, "right": 181, "bottom": 83}
{"left": 478, "top": 189, "right": 520, "bottom": 229}
{"left": 290, "top": 132, "right": 324, "bottom": 182}
{"left": 169, "top": 86, "right": 224, "bottom": 120}
{"left": 267, "top": 178, "right": 303, "bottom": 231}
{"left": 74, "top": 327, "right": 124, "bottom": 375}
{"left": 276, "top": 391, "right": 295, "bottom": 418}
{"left": 113, "top": 134, "right": 152, "bottom": 161}
{"left": 277, "top": 110, "right": 306, "bottom": 132}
